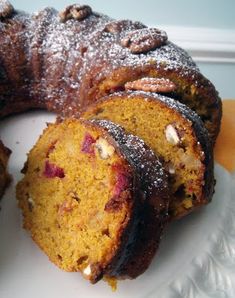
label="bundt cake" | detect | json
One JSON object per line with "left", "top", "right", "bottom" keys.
{"left": 0, "top": 0, "right": 218, "bottom": 286}
{"left": 0, "top": 1, "right": 221, "bottom": 144}
{"left": 0, "top": 140, "right": 11, "bottom": 197}
{"left": 82, "top": 91, "right": 214, "bottom": 219}
{"left": 16, "top": 118, "right": 170, "bottom": 283}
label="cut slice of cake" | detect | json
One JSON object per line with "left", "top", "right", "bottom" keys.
{"left": 81, "top": 91, "right": 215, "bottom": 219}
{"left": 16, "top": 118, "right": 170, "bottom": 283}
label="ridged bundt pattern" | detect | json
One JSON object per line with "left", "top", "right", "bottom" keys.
{"left": 0, "top": 2, "right": 221, "bottom": 141}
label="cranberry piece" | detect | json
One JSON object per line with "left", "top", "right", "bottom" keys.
{"left": 81, "top": 133, "right": 96, "bottom": 154}
{"left": 104, "top": 164, "right": 131, "bottom": 212}
{"left": 112, "top": 164, "right": 131, "bottom": 196}
{"left": 43, "top": 160, "right": 65, "bottom": 178}
{"left": 113, "top": 172, "right": 130, "bottom": 197}
{"left": 104, "top": 172, "right": 130, "bottom": 212}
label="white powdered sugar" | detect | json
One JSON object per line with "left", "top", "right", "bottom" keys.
{"left": 0, "top": 4, "right": 217, "bottom": 132}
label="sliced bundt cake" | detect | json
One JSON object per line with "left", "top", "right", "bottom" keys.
{"left": 0, "top": 2, "right": 221, "bottom": 201}
{"left": 82, "top": 91, "right": 214, "bottom": 219}
{"left": 16, "top": 118, "right": 170, "bottom": 283}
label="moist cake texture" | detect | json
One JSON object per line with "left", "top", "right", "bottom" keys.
{"left": 16, "top": 118, "right": 170, "bottom": 282}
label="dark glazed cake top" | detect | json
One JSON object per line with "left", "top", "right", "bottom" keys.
{"left": 0, "top": 3, "right": 221, "bottom": 142}
{"left": 0, "top": 5, "right": 216, "bottom": 106}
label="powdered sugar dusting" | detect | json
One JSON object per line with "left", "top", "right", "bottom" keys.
{"left": 0, "top": 3, "right": 218, "bottom": 127}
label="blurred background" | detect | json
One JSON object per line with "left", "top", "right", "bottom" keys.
{"left": 11, "top": 0, "right": 235, "bottom": 99}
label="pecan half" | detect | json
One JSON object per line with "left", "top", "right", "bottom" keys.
{"left": 165, "top": 124, "right": 180, "bottom": 145}
{"left": 95, "top": 137, "right": 115, "bottom": 159}
{"left": 59, "top": 4, "right": 92, "bottom": 22}
{"left": 0, "top": 0, "right": 14, "bottom": 19}
{"left": 125, "top": 77, "right": 176, "bottom": 93}
{"left": 121, "top": 28, "right": 167, "bottom": 54}
{"left": 165, "top": 124, "right": 185, "bottom": 145}
{"left": 104, "top": 20, "right": 146, "bottom": 34}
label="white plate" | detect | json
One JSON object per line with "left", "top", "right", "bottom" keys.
{"left": 0, "top": 111, "right": 235, "bottom": 298}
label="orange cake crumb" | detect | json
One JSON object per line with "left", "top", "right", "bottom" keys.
{"left": 16, "top": 119, "right": 170, "bottom": 282}
{"left": 82, "top": 92, "right": 214, "bottom": 219}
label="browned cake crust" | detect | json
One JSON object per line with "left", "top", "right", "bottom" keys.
{"left": 93, "top": 120, "right": 170, "bottom": 279}
{"left": 0, "top": 2, "right": 221, "bottom": 143}
{"left": 16, "top": 118, "right": 170, "bottom": 282}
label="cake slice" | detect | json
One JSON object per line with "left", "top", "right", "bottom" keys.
{"left": 81, "top": 91, "right": 215, "bottom": 219}
{"left": 16, "top": 118, "right": 170, "bottom": 283}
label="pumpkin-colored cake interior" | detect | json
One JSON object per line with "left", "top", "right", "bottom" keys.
{"left": 95, "top": 68, "right": 218, "bottom": 141}
{"left": 16, "top": 119, "right": 133, "bottom": 282}
{"left": 82, "top": 95, "right": 206, "bottom": 218}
